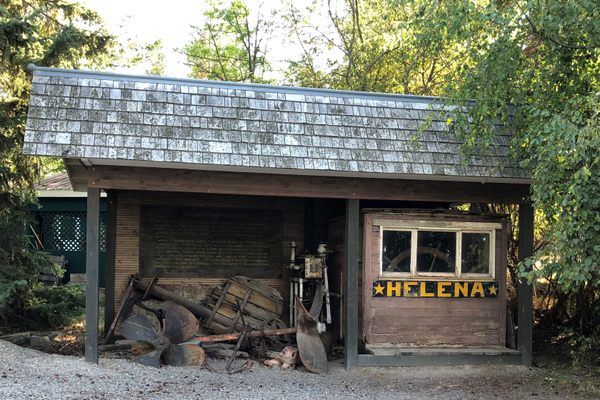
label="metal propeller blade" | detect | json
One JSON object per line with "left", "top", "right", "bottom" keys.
{"left": 133, "top": 335, "right": 171, "bottom": 368}
{"left": 121, "top": 309, "right": 169, "bottom": 367}
{"left": 163, "top": 303, "right": 199, "bottom": 344}
{"left": 133, "top": 349, "right": 163, "bottom": 368}
{"left": 162, "top": 344, "right": 206, "bottom": 367}
{"left": 121, "top": 313, "right": 160, "bottom": 343}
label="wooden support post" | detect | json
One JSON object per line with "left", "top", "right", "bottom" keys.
{"left": 344, "top": 199, "right": 359, "bottom": 369}
{"left": 85, "top": 187, "right": 100, "bottom": 363}
{"left": 103, "top": 190, "right": 117, "bottom": 336}
{"left": 518, "top": 202, "right": 534, "bottom": 367}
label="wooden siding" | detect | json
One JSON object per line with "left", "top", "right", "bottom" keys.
{"left": 362, "top": 212, "right": 507, "bottom": 347}
{"left": 114, "top": 193, "right": 139, "bottom": 311}
{"left": 113, "top": 190, "right": 304, "bottom": 317}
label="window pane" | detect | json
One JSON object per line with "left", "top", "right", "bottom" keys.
{"left": 382, "top": 231, "right": 411, "bottom": 273}
{"left": 462, "top": 233, "right": 490, "bottom": 274}
{"left": 417, "top": 231, "right": 456, "bottom": 273}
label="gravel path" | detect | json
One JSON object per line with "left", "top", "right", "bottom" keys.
{"left": 0, "top": 340, "right": 588, "bottom": 399}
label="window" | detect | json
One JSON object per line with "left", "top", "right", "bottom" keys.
{"left": 382, "top": 230, "right": 411, "bottom": 273}
{"left": 462, "top": 232, "right": 490, "bottom": 274}
{"left": 378, "top": 220, "right": 498, "bottom": 278}
{"left": 417, "top": 231, "right": 456, "bottom": 274}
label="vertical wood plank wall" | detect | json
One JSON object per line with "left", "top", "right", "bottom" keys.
{"left": 113, "top": 190, "right": 305, "bottom": 316}
{"left": 114, "top": 192, "right": 140, "bottom": 310}
{"left": 362, "top": 212, "right": 507, "bottom": 347}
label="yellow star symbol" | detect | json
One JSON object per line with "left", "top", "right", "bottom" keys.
{"left": 488, "top": 284, "right": 498, "bottom": 296}
{"left": 374, "top": 282, "right": 385, "bottom": 295}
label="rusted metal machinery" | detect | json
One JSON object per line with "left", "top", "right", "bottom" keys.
{"left": 289, "top": 242, "right": 333, "bottom": 329}
{"left": 107, "top": 275, "right": 328, "bottom": 373}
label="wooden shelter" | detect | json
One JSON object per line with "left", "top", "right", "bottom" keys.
{"left": 23, "top": 65, "right": 534, "bottom": 367}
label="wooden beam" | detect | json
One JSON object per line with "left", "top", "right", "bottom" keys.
{"left": 344, "top": 199, "right": 359, "bottom": 369}
{"left": 357, "top": 354, "right": 521, "bottom": 367}
{"left": 103, "top": 190, "right": 117, "bottom": 336}
{"left": 88, "top": 166, "right": 529, "bottom": 204}
{"left": 518, "top": 202, "right": 534, "bottom": 367}
{"left": 85, "top": 187, "right": 100, "bottom": 363}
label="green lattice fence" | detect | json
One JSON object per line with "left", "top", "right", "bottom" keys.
{"left": 39, "top": 211, "right": 107, "bottom": 252}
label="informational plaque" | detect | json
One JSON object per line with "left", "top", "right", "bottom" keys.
{"left": 140, "top": 205, "right": 283, "bottom": 278}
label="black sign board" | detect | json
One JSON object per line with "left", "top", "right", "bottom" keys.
{"left": 140, "top": 205, "right": 283, "bottom": 278}
{"left": 372, "top": 280, "right": 499, "bottom": 298}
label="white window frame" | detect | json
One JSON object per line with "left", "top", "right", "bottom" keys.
{"left": 376, "top": 219, "right": 499, "bottom": 280}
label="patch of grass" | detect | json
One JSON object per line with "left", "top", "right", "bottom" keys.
{"left": 540, "top": 364, "right": 600, "bottom": 398}
{"left": 534, "top": 329, "right": 600, "bottom": 397}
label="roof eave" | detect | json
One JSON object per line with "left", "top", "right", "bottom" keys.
{"left": 64, "top": 157, "right": 531, "bottom": 192}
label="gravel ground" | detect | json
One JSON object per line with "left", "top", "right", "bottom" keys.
{"left": 0, "top": 339, "right": 590, "bottom": 399}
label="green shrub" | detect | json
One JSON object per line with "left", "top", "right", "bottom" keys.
{"left": 0, "top": 237, "right": 86, "bottom": 330}
{"left": 570, "top": 334, "right": 600, "bottom": 368}
{"left": 22, "top": 284, "right": 85, "bottom": 329}
{"left": 0, "top": 246, "right": 49, "bottom": 322}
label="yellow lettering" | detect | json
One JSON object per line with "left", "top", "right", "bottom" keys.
{"left": 437, "top": 282, "right": 451, "bottom": 298}
{"left": 454, "top": 282, "right": 469, "bottom": 298}
{"left": 386, "top": 281, "right": 401, "bottom": 297}
{"left": 471, "top": 282, "right": 485, "bottom": 297}
{"left": 419, "top": 281, "right": 435, "bottom": 297}
{"left": 403, "top": 281, "right": 417, "bottom": 296}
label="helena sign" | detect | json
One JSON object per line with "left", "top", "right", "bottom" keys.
{"left": 372, "top": 280, "right": 499, "bottom": 298}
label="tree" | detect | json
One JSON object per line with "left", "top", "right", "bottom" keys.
{"left": 282, "top": 0, "right": 466, "bottom": 95}
{"left": 183, "top": 0, "right": 273, "bottom": 83}
{"left": 416, "top": 0, "right": 599, "bottom": 329}
{"left": 0, "top": 0, "right": 116, "bottom": 322}
{"left": 127, "top": 39, "right": 166, "bottom": 76}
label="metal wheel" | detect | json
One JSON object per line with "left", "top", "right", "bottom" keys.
{"left": 250, "top": 318, "right": 291, "bottom": 358}
{"left": 262, "top": 318, "right": 291, "bottom": 345}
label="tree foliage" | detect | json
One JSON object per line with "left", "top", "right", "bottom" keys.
{"left": 183, "top": 0, "right": 273, "bottom": 83}
{"left": 0, "top": 0, "right": 115, "bottom": 322}
{"left": 417, "top": 0, "right": 600, "bottom": 294}
{"left": 278, "top": 0, "right": 600, "bottom": 331}
{"left": 127, "top": 39, "right": 166, "bottom": 76}
{"left": 282, "top": 0, "right": 466, "bottom": 95}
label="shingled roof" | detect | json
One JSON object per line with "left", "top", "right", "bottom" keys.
{"left": 35, "top": 172, "right": 72, "bottom": 191}
{"left": 23, "top": 65, "right": 528, "bottom": 183}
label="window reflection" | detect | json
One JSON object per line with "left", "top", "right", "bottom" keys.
{"left": 382, "top": 230, "right": 411, "bottom": 273}
{"left": 462, "top": 233, "right": 490, "bottom": 274}
{"left": 416, "top": 231, "right": 456, "bottom": 273}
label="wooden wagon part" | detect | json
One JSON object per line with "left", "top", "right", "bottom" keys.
{"left": 225, "top": 302, "right": 250, "bottom": 373}
{"left": 185, "top": 326, "right": 297, "bottom": 344}
{"left": 204, "top": 276, "right": 284, "bottom": 333}
{"left": 227, "top": 288, "right": 252, "bottom": 333}
{"left": 204, "top": 280, "right": 232, "bottom": 328}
